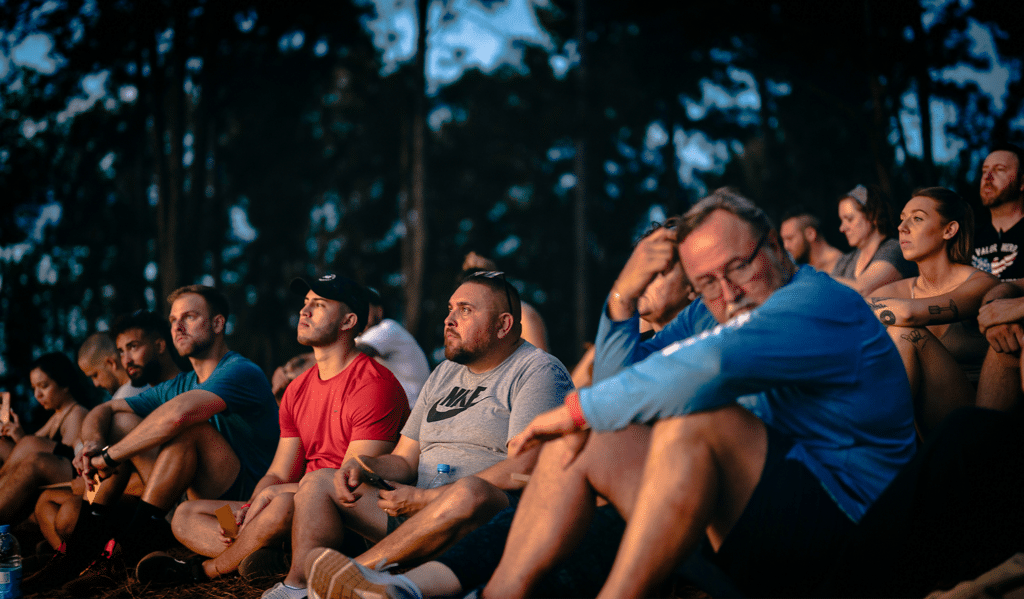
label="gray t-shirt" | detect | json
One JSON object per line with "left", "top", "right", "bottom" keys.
{"left": 402, "top": 341, "right": 573, "bottom": 487}
{"left": 832, "top": 237, "right": 917, "bottom": 280}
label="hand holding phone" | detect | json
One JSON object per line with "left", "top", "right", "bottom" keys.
{"left": 355, "top": 455, "right": 395, "bottom": 491}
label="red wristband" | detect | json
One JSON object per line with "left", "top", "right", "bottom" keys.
{"left": 565, "top": 391, "right": 587, "bottom": 428}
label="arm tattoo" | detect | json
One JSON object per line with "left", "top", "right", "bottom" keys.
{"left": 869, "top": 298, "right": 896, "bottom": 325}
{"left": 927, "top": 299, "right": 959, "bottom": 323}
{"left": 879, "top": 310, "right": 896, "bottom": 325}
{"left": 869, "top": 297, "right": 889, "bottom": 311}
{"left": 900, "top": 329, "right": 927, "bottom": 348}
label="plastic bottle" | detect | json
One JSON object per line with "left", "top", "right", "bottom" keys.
{"left": 0, "top": 524, "right": 22, "bottom": 599}
{"left": 428, "top": 463, "right": 453, "bottom": 488}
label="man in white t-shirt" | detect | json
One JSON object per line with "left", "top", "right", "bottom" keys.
{"left": 356, "top": 288, "right": 431, "bottom": 407}
{"left": 78, "top": 332, "right": 148, "bottom": 401}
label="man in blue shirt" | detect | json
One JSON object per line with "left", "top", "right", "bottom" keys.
{"left": 27, "top": 285, "right": 278, "bottom": 594}
{"left": 486, "top": 189, "right": 916, "bottom": 598}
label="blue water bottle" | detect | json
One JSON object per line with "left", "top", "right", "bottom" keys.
{"left": 0, "top": 524, "right": 22, "bottom": 599}
{"left": 428, "top": 463, "right": 453, "bottom": 488}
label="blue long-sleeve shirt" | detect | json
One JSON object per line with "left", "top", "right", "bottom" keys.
{"left": 584, "top": 266, "right": 915, "bottom": 521}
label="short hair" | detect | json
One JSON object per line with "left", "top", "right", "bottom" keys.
{"left": 364, "top": 287, "right": 383, "bottom": 307}
{"left": 780, "top": 206, "right": 822, "bottom": 232}
{"left": 838, "top": 184, "right": 895, "bottom": 237}
{"left": 166, "top": 285, "right": 230, "bottom": 320}
{"left": 77, "top": 332, "right": 117, "bottom": 365}
{"left": 677, "top": 187, "right": 774, "bottom": 244}
{"left": 911, "top": 187, "right": 975, "bottom": 264}
{"left": 987, "top": 143, "right": 1024, "bottom": 177}
{"left": 457, "top": 271, "right": 523, "bottom": 325}
{"left": 111, "top": 310, "right": 172, "bottom": 345}
{"left": 31, "top": 352, "right": 93, "bottom": 405}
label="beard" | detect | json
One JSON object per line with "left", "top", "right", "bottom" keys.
{"left": 176, "top": 332, "right": 214, "bottom": 359}
{"left": 981, "top": 180, "right": 1020, "bottom": 207}
{"left": 129, "top": 359, "right": 163, "bottom": 386}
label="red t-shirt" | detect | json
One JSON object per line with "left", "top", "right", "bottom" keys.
{"left": 279, "top": 353, "right": 409, "bottom": 473}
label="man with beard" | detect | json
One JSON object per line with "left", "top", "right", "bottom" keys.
{"left": 780, "top": 208, "right": 843, "bottom": 274}
{"left": 315, "top": 190, "right": 914, "bottom": 599}
{"left": 78, "top": 332, "right": 148, "bottom": 401}
{"left": 135, "top": 275, "right": 409, "bottom": 592}
{"left": 266, "top": 272, "right": 572, "bottom": 599}
{"left": 973, "top": 144, "right": 1024, "bottom": 281}
{"left": 111, "top": 310, "right": 183, "bottom": 390}
{"left": 973, "top": 144, "right": 1024, "bottom": 411}
{"left": 26, "top": 285, "right": 279, "bottom": 593}
{"left": 36, "top": 312, "right": 183, "bottom": 553}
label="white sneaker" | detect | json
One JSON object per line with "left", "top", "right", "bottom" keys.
{"left": 262, "top": 581, "right": 308, "bottom": 599}
{"left": 307, "top": 548, "right": 422, "bottom": 599}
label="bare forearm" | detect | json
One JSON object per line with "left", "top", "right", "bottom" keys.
{"left": 470, "top": 446, "right": 541, "bottom": 492}
{"left": 984, "top": 282, "right": 1024, "bottom": 304}
{"left": 357, "top": 454, "right": 417, "bottom": 485}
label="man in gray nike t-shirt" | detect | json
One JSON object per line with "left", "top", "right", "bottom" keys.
{"left": 282, "top": 273, "right": 573, "bottom": 595}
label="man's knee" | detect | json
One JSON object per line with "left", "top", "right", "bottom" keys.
{"left": 436, "top": 476, "right": 507, "bottom": 522}
{"left": 171, "top": 499, "right": 209, "bottom": 539}
{"left": 652, "top": 406, "right": 766, "bottom": 457}
{"left": 110, "top": 411, "right": 143, "bottom": 440}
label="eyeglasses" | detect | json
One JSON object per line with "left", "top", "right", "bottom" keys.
{"left": 691, "top": 232, "right": 768, "bottom": 300}
{"left": 469, "top": 271, "right": 514, "bottom": 314}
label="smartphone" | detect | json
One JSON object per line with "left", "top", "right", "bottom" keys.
{"left": 0, "top": 392, "right": 10, "bottom": 425}
{"left": 355, "top": 455, "right": 395, "bottom": 491}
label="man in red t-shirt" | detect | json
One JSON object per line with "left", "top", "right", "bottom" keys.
{"left": 138, "top": 274, "right": 409, "bottom": 584}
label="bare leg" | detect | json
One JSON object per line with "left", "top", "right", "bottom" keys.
{"left": 35, "top": 489, "right": 74, "bottom": 549}
{"left": 172, "top": 499, "right": 247, "bottom": 558}
{"left": 888, "top": 326, "right": 975, "bottom": 436}
{"left": 357, "top": 475, "right": 509, "bottom": 568}
{"left": 285, "top": 468, "right": 388, "bottom": 589}
{"left": 597, "top": 406, "right": 766, "bottom": 599}
{"left": 484, "top": 425, "right": 651, "bottom": 599}
{"left": 0, "top": 447, "right": 75, "bottom": 524}
{"left": 975, "top": 347, "right": 1023, "bottom": 411}
{"left": 137, "top": 422, "right": 241, "bottom": 509}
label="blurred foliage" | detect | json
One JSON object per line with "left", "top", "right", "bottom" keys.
{"left": 0, "top": 0, "right": 1021, "bottom": 414}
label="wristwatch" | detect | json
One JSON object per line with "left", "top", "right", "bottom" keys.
{"left": 100, "top": 445, "right": 120, "bottom": 468}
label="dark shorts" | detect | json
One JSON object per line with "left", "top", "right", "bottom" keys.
{"left": 695, "top": 426, "right": 856, "bottom": 597}
{"left": 53, "top": 442, "right": 75, "bottom": 461}
{"left": 217, "top": 469, "right": 253, "bottom": 502}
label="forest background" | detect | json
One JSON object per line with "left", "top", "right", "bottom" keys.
{"left": 1, "top": 0, "right": 1022, "bottom": 423}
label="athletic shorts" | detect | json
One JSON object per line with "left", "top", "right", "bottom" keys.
{"left": 704, "top": 426, "right": 856, "bottom": 597}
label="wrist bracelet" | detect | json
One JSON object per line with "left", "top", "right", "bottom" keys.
{"left": 100, "top": 445, "right": 120, "bottom": 468}
{"left": 565, "top": 391, "right": 587, "bottom": 428}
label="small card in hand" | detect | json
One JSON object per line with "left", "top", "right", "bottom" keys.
{"left": 215, "top": 504, "right": 239, "bottom": 539}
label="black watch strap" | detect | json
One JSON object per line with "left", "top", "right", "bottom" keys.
{"left": 100, "top": 445, "right": 120, "bottom": 468}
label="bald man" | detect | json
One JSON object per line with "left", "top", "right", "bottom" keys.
{"left": 77, "top": 333, "right": 147, "bottom": 400}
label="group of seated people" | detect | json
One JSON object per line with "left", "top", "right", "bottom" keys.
{"left": 1, "top": 144, "right": 1023, "bottom": 599}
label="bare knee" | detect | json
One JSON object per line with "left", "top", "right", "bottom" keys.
{"left": 171, "top": 500, "right": 207, "bottom": 540}
{"left": 434, "top": 477, "right": 506, "bottom": 523}
{"left": 110, "top": 412, "right": 143, "bottom": 440}
{"left": 261, "top": 493, "right": 295, "bottom": 535}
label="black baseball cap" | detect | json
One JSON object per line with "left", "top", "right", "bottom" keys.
{"left": 290, "top": 274, "right": 369, "bottom": 330}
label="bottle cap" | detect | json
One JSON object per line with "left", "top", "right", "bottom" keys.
{"left": 436, "top": 463, "right": 451, "bottom": 474}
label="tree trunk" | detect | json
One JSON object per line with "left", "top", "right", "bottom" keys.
{"left": 402, "top": 0, "right": 429, "bottom": 337}
{"left": 573, "top": 0, "right": 589, "bottom": 359}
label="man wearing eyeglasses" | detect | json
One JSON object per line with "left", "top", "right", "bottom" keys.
{"left": 472, "top": 188, "right": 917, "bottom": 599}
{"left": 266, "top": 272, "right": 573, "bottom": 599}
